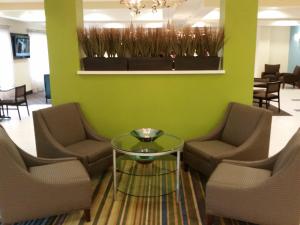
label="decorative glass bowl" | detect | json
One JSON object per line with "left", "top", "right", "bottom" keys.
{"left": 130, "top": 128, "right": 164, "bottom": 142}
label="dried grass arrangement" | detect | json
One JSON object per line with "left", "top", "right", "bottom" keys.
{"left": 77, "top": 26, "right": 225, "bottom": 58}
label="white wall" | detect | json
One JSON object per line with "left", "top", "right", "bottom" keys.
{"left": 0, "top": 17, "right": 46, "bottom": 91}
{"left": 255, "top": 26, "right": 291, "bottom": 77}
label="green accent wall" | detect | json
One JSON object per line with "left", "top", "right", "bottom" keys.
{"left": 45, "top": 0, "right": 258, "bottom": 140}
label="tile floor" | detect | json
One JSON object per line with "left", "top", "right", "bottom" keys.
{"left": 1, "top": 86, "right": 300, "bottom": 157}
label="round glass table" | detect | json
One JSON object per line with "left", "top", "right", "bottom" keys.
{"left": 111, "top": 132, "right": 183, "bottom": 201}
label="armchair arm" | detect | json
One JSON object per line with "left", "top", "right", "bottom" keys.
{"left": 187, "top": 103, "right": 232, "bottom": 142}
{"left": 222, "top": 154, "right": 278, "bottom": 170}
{"left": 76, "top": 103, "right": 109, "bottom": 142}
{"left": 19, "top": 148, "right": 77, "bottom": 167}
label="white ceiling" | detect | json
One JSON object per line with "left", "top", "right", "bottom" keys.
{"left": 0, "top": 0, "right": 299, "bottom": 27}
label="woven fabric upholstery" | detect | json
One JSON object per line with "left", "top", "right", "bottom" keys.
{"left": 221, "top": 104, "right": 263, "bottom": 146}
{"left": 30, "top": 161, "right": 90, "bottom": 184}
{"left": 208, "top": 163, "right": 271, "bottom": 189}
{"left": 0, "top": 126, "right": 27, "bottom": 170}
{"left": 185, "top": 140, "right": 236, "bottom": 159}
{"left": 33, "top": 102, "right": 112, "bottom": 176}
{"left": 66, "top": 140, "right": 112, "bottom": 163}
{"left": 183, "top": 102, "right": 272, "bottom": 177}
{"left": 0, "top": 125, "right": 92, "bottom": 224}
{"left": 206, "top": 128, "right": 300, "bottom": 225}
{"left": 40, "top": 103, "right": 86, "bottom": 146}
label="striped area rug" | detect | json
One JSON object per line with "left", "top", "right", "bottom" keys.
{"left": 4, "top": 161, "right": 256, "bottom": 225}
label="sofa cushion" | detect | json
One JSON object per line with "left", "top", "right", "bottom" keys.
{"left": 185, "top": 140, "right": 236, "bottom": 159}
{"left": 0, "top": 127, "right": 27, "bottom": 170}
{"left": 221, "top": 103, "right": 262, "bottom": 146}
{"left": 40, "top": 103, "right": 86, "bottom": 146}
{"left": 66, "top": 140, "right": 112, "bottom": 163}
{"left": 30, "top": 160, "right": 90, "bottom": 184}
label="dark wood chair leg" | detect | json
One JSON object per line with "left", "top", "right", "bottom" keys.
{"left": 6, "top": 105, "right": 8, "bottom": 116}
{"left": 84, "top": 209, "right": 91, "bottom": 222}
{"left": 278, "top": 98, "right": 281, "bottom": 113}
{"left": 206, "top": 214, "right": 214, "bottom": 225}
{"left": 183, "top": 162, "right": 189, "bottom": 172}
{"left": 17, "top": 105, "right": 21, "bottom": 120}
{"left": 26, "top": 101, "right": 30, "bottom": 115}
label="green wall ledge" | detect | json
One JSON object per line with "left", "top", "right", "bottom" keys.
{"left": 77, "top": 70, "right": 226, "bottom": 75}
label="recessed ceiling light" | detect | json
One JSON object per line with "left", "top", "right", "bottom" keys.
{"left": 258, "top": 10, "right": 287, "bottom": 19}
{"left": 202, "top": 9, "right": 220, "bottom": 21}
{"left": 192, "top": 21, "right": 206, "bottom": 27}
{"left": 84, "top": 13, "right": 112, "bottom": 21}
{"left": 144, "top": 22, "right": 163, "bottom": 28}
{"left": 102, "top": 23, "right": 125, "bottom": 28}
{"left": 271, "top": 20, "right": 300, "bottom": 26}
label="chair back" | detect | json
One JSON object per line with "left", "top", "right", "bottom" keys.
{"left": 293, "top": 65, "right": 300, "bottom": 77}
{"left": 273, "top": 129, "right": 300, "bottom": 174}
{"left": 221, "top": 103, "right": 268, "bottom": 146}
{"left": 35, "top": 103, "right": 87, "bottom": 146}
{"left": 15, "top": 85, "right": 26, "bottom": 100}
{"left": 266, "top": 81, "right": 281, "bottom": 95}
{"left": 265, "top": 64, "right": 280, "bottom": 74}
{"left": 0, "top": 125, "right": 27, "bottom": 170}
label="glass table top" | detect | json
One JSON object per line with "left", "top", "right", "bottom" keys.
{"left": 111, "top": 132, "right": 184, "bottom": 156}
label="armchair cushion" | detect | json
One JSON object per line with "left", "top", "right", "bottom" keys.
{"left": 40, "top": 104, "right": 86, "bottom": 146}
{"left": 221, "top": 104, "right": 262, "bottom": 146}
{"left": 185, "top": 140, "right": 236, "bottom": 159}
{"left": 30, "top": 160, "right": 89, "bottom": 184}
{"left": 208, "top": 163, "right": 271, "bottom": 189}
{"left": 66, "top": 140, "right": 111, "bottom": 163}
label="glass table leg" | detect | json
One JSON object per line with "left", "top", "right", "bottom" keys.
{"left": 113, "top": 149, "right": 117, "bottom": 200}
{"left": 176, "top": 151, "right": 180, "bottom": 202}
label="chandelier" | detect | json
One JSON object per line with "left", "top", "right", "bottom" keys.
{"left": 120, "top": 0, "right": 187, "bottom": 15}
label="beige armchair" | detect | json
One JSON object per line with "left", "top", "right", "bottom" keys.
{"left": 0, "top": 125, "right": 92, "bottom": 225}
{"left": 206, "top": 128, "right": 300, "bottom": 225}
{"left": 33, "top": 103, "right": 112, "bottom": 176}
{"left": 183, "top": 102, "right": 272, "bottom": 176}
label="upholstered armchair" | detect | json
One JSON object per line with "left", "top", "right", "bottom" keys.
{"left": 206, "top": 128, "right": 300, "bottom": 225}
{"left": 183, "top": 102, "right": 272, "bottom": 176}
{"left": 261, "top": 64, "right": 281, "bottom": 81}
{"left": 33, "top": 103, "right": 112, "bottom": 176}
{"left": 0, "top": 125, "right": 92, "bottom": 225}
{"left": 280, "top": 65, "right": 300, "bottom": 88}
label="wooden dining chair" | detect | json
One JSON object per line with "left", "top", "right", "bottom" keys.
{"left": 253, "top": 81, "right": 281, "bottom": 112}
{"left": 1, "top": 85, "right": 30, "bottom": 120}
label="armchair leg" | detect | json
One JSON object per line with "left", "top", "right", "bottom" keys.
{"left": 206, "top": 214, "right": 214, "bottom": 225}
{"left": 84, "top": 209, "right": 91, "bottom": 222}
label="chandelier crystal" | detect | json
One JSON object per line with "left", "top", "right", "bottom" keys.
{"left": 120, "top": 0, "right": 187, "bottom": 15}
